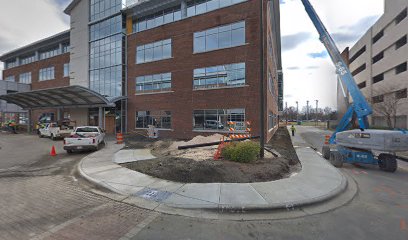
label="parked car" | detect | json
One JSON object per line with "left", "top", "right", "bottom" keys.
{"left": 63, "top": 126, "right": 105, "bottom": 153}
{"left": 39, "top": 121, "right": 76, "bottom": 140}
{"left": 204, "top": 120, "right": 224, "bottom": 129}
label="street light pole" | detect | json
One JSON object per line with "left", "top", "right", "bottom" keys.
{"left": 315, "top": 100, "right": 318, "bottom": 126}
{"left": 306, "top": 100, "right": 309, "bottom": 121}
{"left": 296, "top": 101, "right": 299, "bottom": 123}
{"left": 259, "top": 0, "right": 265, "bottom": 158}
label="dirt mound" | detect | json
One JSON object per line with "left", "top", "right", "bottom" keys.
{"left": 122, "top": 127, "right": 300, "bottom": 183}
{"left": 168, "top": 134, "right": 225, "bottom": 151}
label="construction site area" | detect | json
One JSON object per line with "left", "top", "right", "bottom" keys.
{"left": 121, "top": 127, "right": 300, "bottom": 183}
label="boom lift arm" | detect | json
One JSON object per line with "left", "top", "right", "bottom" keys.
{"left": 300, "top": 0, "right": 373, "bottom": 143}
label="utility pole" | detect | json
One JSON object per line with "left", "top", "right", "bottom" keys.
{"left": 285, "top": 102, "right": 288, "bottom": 125}
{"left": 306, "top": 100, "right": 309, "bottom": 121}
{"left": 296, "top": 101, "right": 299, "bottom": 123}
{"left": 259, "top": 0, "right": 265, "bottom": 158}
{"left": 315, "top": 100, "right": 319, "bottom": 126}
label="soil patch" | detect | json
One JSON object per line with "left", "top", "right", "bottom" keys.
{"left": 122, "top": 127, "right": 300, "bottom": 183}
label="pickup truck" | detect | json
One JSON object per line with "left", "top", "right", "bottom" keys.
{"left": 63, "top": 126, "right": 106, "bottom": 153}
{"left": 39, "top": 122, "right": 75, "bottom": 140}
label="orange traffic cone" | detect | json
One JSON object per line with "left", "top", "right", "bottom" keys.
{"left": 50, "top": 145, "right": 57, "bottom": 156}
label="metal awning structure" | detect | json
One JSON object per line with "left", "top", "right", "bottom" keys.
{"left": 0, "top": 85, "right": 116, "bottom": 110}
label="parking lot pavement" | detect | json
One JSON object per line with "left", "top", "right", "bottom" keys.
{"left": 0, "top": 132, "right": 65, "bottom": 169}
{"left": 0, "top": 133, "right": 154, "bottom": 240}
{"left": 1, "top": 130, "right": 408, "bottom": 240}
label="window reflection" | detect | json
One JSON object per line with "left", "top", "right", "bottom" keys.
{"left": 194, "top": 21, "right": 245, "bottom": 53}
{"left": 136, "top": 73, "right": 172, "bottom": 93}
{"left": 136, "top": 39, "right": 172, "bottom": 64}
{"left": 194, "top": 63, "right": 245, "bottom": 89}
{"left": 193, "top": 109, "right": 245, "bottom": 131}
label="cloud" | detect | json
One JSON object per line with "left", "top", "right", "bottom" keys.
{"left": 287, "top": 66, "right": 300, "bottom": 70}
{"left": 54, "top": 0, "right": 71, "bottom": 7}
{"left": 332, "top": 15, "right": 380, "bottom": 44}
{"left": 306, "top": 66, "right": 319, "bottom": 69}
{"left": 307, "top": 51, "right": 328, "bottom": 59}
{"left": 281, "top": 32, "right": 311, "bottom": 51}
{"left": 0, "top": 0, "right": 70, "bottom": 58}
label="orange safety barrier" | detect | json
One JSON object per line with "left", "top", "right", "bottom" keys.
{"left": 117, "top": 133, "right": 124, "bottom": 144}
{"left": 324, "top": 135, "right": 330, "bottom": 145}
{"left": 214, "top": 138, "right": 226, "bottom": 160}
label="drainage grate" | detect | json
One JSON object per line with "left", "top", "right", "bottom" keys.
{"left": 135, "top": 188, "right": 172, "bottom": 202}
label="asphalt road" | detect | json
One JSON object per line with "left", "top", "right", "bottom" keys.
{"left": 0, "top": 128, "right": 407, "bottom": 240}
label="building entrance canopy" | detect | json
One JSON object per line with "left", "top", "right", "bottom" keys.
{"left": 0, "top": 85, "right": 116, "bottom": 110}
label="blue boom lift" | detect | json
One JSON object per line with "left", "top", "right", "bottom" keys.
{"left": 300, "top": 0, "right": 408, "bottom": 172}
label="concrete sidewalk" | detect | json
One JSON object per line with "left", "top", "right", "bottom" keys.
{"left": 78, "top": 130, "right": 347, "bottom": 212}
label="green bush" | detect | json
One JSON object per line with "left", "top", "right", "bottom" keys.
{"left": 222, "top": 141, "right": 260, "bottom": 163}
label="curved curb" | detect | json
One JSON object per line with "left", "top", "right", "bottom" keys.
{"left": 78, "top": 153, "right": 355, "bottom": 221}
{"left": 77, "top": 145, "right": 349, "bottom": 215}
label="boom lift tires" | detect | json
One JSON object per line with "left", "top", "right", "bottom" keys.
{"left": 322, "top": 145, "right": 331, "bottom": 160}
{"left": 378, "top": 154, "right": 397, "bottom": 173}
{"left": 329, "top": 151, "right": 344, "bottom": 168}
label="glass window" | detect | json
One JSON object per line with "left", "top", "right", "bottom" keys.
{"left": 193, "top": 109, "right": 245, "bottom": 131}
{"left": 5, "top": 76, "right": 15, "bottom": 82}
{"left": 90, "top": 0, "right": 122, "bottom": 22}
{"left": 19, "top": 72, "right": 32, "bottom": 84}
{"left": 64, "top": 63, "right": 70, "bottom": 77}
{"left": 268, "top": 112, "right": 277, "bottom": 130}
{"left": 136, "top": 39, "right": 172, "bottom": 64}
{"left": 133, "top": 5, "right": 182, "bottom": 33}
{"left": 39, "top": 67, "right": 55, "bottom": 81}
{"left": 21, "top": 54, "right": 36, "bottom": 65}
{"left": 5, "top": 60, "right": 17, "bottom": 69}
{"left": 136, "top": 72, "right": 172, "bottom": 93}
{"left": 186, "top": 0, "right": 246, "bottom": 17}
{"left": 62, "top": 43, "right": 70, "bottom": 53}
{"left": 136, "top": 110, "right": 172, "bottom": 129}
{"left": 90, "top": 15, "right": 122, "bottom": 41}
{"left": 194, "top": 21, "right": 245, "bottom": 53}
{"left": 193, "top": 62, "right": 245, "bottom": 89}
{"left": 39, "top": 47, "right": 59, "bottom": 60}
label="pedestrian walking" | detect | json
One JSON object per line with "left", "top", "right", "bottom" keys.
{"left": 291, "top": 125, "right": 296, "bottom": 136}
{"left": 7, "top": 120, "right": 17, "bottom": 134}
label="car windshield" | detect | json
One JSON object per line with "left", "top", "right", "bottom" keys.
{"left": 76, "top": 127, "right": 99, "bottom": 133}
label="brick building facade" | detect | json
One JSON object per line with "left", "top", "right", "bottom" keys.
{"left": 0, "top": 0, "right": 283, "bottom": 141}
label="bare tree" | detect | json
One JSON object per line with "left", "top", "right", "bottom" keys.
{"left": 372, "top": 87, "right": 404, "bottom": 128}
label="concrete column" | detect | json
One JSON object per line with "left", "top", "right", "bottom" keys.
{"left": 59, "top": 43, "right": 63, "bottom": 54}
{"left": 181, "top": 0, "right": 187, "bottom": 18}
{"left": 98, "top": 107, "right": 103, "bottom": 128}
{"left": 57, "top": 108, "right": 62, "bottom": 121}
{"left": 27, "top": 110, "right": 32, "bottom": 134}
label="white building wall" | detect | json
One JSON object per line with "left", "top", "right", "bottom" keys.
{"left": 69, "top": 0, "right": 89, "bottom": 88}
{"left": 346, "top": 0, "right": 408, "bottom": 129}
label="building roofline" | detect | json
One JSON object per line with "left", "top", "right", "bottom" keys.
{"left": 64, "top": 0, "right": 81, "bottom": 15}
{"left": 0, "top": 30, "right": 70, "bottom": 62}
{"left": 123, "top": 0, "right": 181, "bottom": 17}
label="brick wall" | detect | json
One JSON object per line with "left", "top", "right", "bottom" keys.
{"left": 3, "top": 53, "right": 70, "bottom": 125}
{"left": 2, "top": 53, "right": 70, "bottom": 90}
{"left": 127, "top": 0, "right": 279, "bottom": 140}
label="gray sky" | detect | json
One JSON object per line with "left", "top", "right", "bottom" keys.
{"left": 0, "top": 0, "right": 385, "bottom": 110}
{"left": 280, "top": 0, "right": 384, "bottom": 110}
{"left": 0, "top": 0, "right": 71, "bottom": 75}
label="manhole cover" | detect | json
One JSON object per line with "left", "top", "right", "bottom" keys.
{"left": 135, "top": 188, "right": 172, "bottom": 202}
